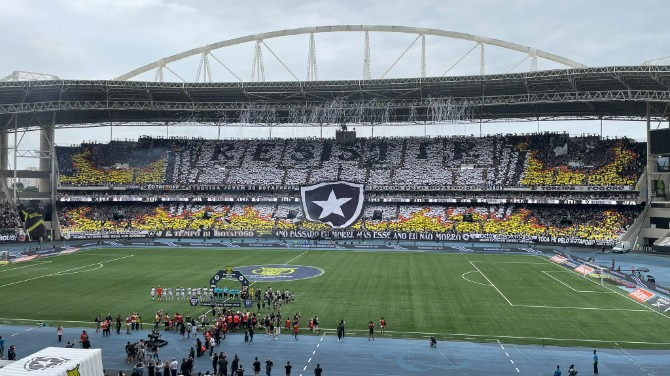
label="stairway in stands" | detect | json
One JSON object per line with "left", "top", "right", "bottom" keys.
{"left": 164, "top": 150, "right": 177, "bottom": 183}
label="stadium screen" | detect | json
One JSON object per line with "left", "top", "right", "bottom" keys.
{"left": 649, "top": 128, "right": 670, "bottom": 155}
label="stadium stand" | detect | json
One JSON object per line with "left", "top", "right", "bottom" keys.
{"left": 52, "top": 133, "right": 645, "bottom": 244}
{"left": 0, "top": 201, "right": 21, "bottom": 229}
{"left": 56, "top": 134, "right": 645, "bottom": 188}
{"left": 57, "top": 139, "right": 169, "bottom": 186}
{"left": 57, "top": 202, "right": 640, "bottom": 244}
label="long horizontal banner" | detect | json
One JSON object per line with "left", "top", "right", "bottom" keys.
{"left": 58, "top": 183, "right": 637, "bottom": 193}
{"left": 57, "top": 196, "right": 639, "bottom": 206}
{"left": 0, "top": 230, "right": 23, "bottom": 243}
{"left": 60, "top": 229, "right": 618, "bottom": 247}
{"left": 532, "top": 185, "right": 635, "bottom": 192}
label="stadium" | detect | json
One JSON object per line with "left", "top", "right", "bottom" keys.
{"left": 1, "top": 19, "right": 670, "bottom": 376}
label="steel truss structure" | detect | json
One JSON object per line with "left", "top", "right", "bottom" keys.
{"left": 114, "top": 25, "right": 586, "bottom": 82}
{"left": 0, "top": 66, "right": 669, "bottom": 130}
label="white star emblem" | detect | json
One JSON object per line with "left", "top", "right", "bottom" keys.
{"left": 312, "top": 190, "right": 352, "bottom": 219}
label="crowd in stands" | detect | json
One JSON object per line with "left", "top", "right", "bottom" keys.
{"left": 56, "top": 134, "right": 645, "bottom": 188}
{"left": 520, "top": 134, "right": 645, "bottom": 186}
{"left": 52, "top": 134, "right": 645, "bottom": 243}
{"left": 57, "top": 139, "right": 168, "bottom": 186}
{"left": 0, "top": 201, "right": 21, "bottom": 229}
{"left": 57, "top": 202, "right": 640, "bottom": 243}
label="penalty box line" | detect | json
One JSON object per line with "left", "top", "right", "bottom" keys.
{"left": 535, "top": 255, "right": 670, "bottom": 322}
{"left": 540, "top": 271, "right": 616, "bottom": 294}
{"left": 469, "top": 261, "right": 647, "bottom": 312}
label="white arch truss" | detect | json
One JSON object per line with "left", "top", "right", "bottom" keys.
{"left": 115, "top": 25, "right": 586, "bottom": 82}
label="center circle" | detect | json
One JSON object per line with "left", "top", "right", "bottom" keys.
{"left": 235, "top": 264, "right": 324, "bottom": 282}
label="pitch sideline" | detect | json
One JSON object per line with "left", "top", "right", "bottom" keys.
{"left": 0, "top": 260, "right": 52, "bottom": 273}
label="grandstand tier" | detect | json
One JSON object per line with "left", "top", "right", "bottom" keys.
{"left": 42, "top": 133, "right": 647, "bottom": 245}
{"left": 57, "top": 202, "right": 641, "bottom": 246}
{"left": 55, "top": 135, "right": 645, "bottom": 189}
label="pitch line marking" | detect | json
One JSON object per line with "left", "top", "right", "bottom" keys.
{"left": 0, "top": 317, "right": 92, "bottom": 324}
{"left": 0, "top": 255, "right": 133, "bottom": 288}
{"left": 503, "top": 304, "right": 647, "bottom": 312}
{"left": 474, "top": 261, "right": 547, "bottom": 264}
{"left": 284, "top": 250, "right": 309, "bottom": 265}
{"left": 461, "top": 271, "right": 493, "bottom": 287}
{"left": 535, "top": 255, "right": 670, "bottom": 322}
{"left": 469, "top": 261, "right": 513, "bottom": 306}
{"left": 541, "top": 271, "right": 617, "bottom": 293}
{"left": 52, "top": 263, "right": 104, "bottom": 276}
{"left": 0, "top": 261, "right": 52, "bottom": 273}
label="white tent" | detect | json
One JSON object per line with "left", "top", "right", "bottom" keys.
{"left": 0, "top": 348, "right": 103, "bottom": 376}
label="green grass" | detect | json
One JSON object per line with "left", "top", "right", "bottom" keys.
{"left": 1, "top": 247, "right": 669, "bottom": 349}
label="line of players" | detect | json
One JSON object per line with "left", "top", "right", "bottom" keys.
{"left": 150, "top": 286, "right": 244, "bottom": 301}
{"left": 150, "top": 285, "right": 296, "bottom": 304}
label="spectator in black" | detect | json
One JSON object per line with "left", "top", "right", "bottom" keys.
{"left": 265, "top": 358, "right": 273, "bottom": 376}
{"left": 568, "top": 364, "right": 578, "bottom": 376}
{"left": 218, "top": 353, "right": 228, "bottom": 376}
{"left": 252, "top": 357, "right": 261, "bottom": 376}
{"left": 337, "top": 320, "right": 345, "bottom": 341}
{"left": 212, "top": 352, "right": 219, "bottom": 375}
{"left": 231, "top": 354, "right": 239, "bottom": 376}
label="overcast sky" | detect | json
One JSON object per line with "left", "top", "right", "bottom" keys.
{"left": 1, "top": 0, "right": 669, "bottom": 166}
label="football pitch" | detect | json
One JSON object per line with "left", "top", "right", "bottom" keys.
{"left": 1, "top": 247, "right": 669, "bottom": 349}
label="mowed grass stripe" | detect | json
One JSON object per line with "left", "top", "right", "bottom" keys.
{"left": 1, "top": 248, "right": 669, "bottom": 349}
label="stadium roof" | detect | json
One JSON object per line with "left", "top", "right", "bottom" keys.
{"left": 1, "top": 65, "right": 669, "bottom": 131}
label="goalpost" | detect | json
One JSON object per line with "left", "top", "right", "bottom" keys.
{"left": 584, "top": 263, "right": 608, "bottom": 286}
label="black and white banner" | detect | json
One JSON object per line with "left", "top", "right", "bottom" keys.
{"left": 61, "top": 228, "right": 618, "bottom": 247}
{"left": 300, "top": 181, "right": 365, "bottom": 229}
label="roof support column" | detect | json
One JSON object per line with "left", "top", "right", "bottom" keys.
{"left": 0, "top": 130, "right": 8, "bottom": 172}
{"left": 646, "top": 102, "right": 652, "bottom": 209}
{"left": 38, "top": 119, "right": 55, "bottom": 193}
